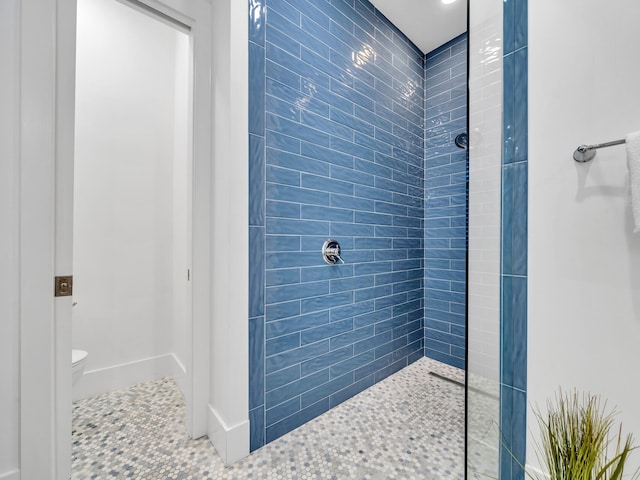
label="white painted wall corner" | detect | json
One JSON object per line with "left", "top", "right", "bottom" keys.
{"left": 72, "top": 353, "right": 186, "bottom": 401}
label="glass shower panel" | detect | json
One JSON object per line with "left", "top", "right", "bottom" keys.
{"left": 466, "top": 0, "right": 503, "bottom": 477}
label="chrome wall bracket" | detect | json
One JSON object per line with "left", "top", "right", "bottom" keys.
{"left": 454, "top": 132, "right": 468, "bottom": 149}
{"left": 322, "top": 239, "right": 344, "bottom": 265}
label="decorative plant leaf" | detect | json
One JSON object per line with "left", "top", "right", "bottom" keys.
{"left": 471, "top": 392, "right": 638, "bottom": 480}
{"left": 531, "top": 389, "right": 638, "bottom": 480}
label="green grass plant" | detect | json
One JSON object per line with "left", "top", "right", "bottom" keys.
{"left": 530, "top": 389, "right": 638, "bottom": 480}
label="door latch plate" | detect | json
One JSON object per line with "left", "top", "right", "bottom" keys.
{"left": 55, "top": 275, "right": 73, "bottom": 297}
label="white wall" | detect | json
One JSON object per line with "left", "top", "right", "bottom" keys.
{"left": 529, "top": 0, "right": 640, "bottom": 473}
{"left": 468, "top": 0, "right": 503, "bottom": 383}
{"left": 72, "top": 0, "right": 189, "bottom": 399}
{"left": 466, "top": 0, "right": 503, "bottom": 476}
{"left": 0, "top": 0, "right": 21, "bottom": 476}
{"left": 172, "top": 31, "right": 190, "bottom": 390}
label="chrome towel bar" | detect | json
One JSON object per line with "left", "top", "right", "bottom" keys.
{"left": 573, "top": 138, "right": 626, "bottom": 162}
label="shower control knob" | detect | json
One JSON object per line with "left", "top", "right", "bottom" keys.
{"left": 322, "top": 239, "right": 345, "bottom": 265}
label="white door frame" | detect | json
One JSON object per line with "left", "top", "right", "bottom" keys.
{"left": 19, "top": 0, "right": 214, "bottom": 477}
{"left": 19, "top": 1, "right": 60, "bottom": 479}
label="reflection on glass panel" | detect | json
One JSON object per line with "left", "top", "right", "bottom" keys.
{"left": 467, "top": 0, "right": 503, "bottom": 477}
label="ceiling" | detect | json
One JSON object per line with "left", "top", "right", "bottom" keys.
{"left": 368, "top": 0, "right": 467, "bottom": 54}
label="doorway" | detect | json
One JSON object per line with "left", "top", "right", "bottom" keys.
{"left": 72, "top": 0, "right": 192, "bottom": 403}
{"left": 56, "top": 0, "right": 212, "bottom": 477}
{"left": 18, "top": 0, "right": 251, "bottom": 476}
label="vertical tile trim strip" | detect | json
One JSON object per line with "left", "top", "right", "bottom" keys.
{"left": 249, "top": 0, "right": 267, "bottom": 451}
{"left": 500, "top": 0, "right": 528, "bottom": 478}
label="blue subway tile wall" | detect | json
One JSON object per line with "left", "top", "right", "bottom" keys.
{"left": 249, "top": 0, "right": 427, "bottom": 449}
{"left": 423, "top": 33, "right": 468, "bottom": 370}
{"left": 500, "top": 0, "right": 528, "bottom": 477}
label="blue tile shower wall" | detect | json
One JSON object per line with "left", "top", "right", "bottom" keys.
{"left": 423, "top": 34, "right": 467, "bottom": 370}
{"left": 500, "top": 0, "right": 528, "bottom": 478}
{"left": 249, "top": 0, "right": 427, "bottom": 449}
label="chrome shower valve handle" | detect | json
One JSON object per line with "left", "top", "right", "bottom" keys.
{"left": 322, "top": 239, "right": 344, "bottom": 265}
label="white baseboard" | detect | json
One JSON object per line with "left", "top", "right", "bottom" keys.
{"left": 0, "top": 469, "right": 19, "bottom": 480}
{"left": 72, "top": 353, "right": 186, "bottom": 401}
{"left": 207, "top": 404, "right": 249, "bottom": 465}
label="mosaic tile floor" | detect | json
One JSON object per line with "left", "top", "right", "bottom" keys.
{"left": 72, "top": 357, "right": 465, "bottom": 479}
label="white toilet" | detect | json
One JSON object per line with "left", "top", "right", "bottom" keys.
{"left": 72, "top": 349, "right": 88, "bottom": 385}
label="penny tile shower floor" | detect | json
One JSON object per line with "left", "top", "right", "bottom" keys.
{"left": 71, "top": 358, "right": 464, "bottom": 479}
